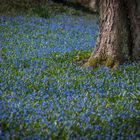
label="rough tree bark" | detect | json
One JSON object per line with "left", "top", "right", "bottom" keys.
{"left": 85, "top": 0, "right": 140, "bottom": 68}
{"left": 127, "top": 0, "right": 140, "bottom": 60}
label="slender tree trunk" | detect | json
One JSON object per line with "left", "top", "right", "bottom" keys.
{"left": 85, "top": 0, "right": 139, "bottom": 68}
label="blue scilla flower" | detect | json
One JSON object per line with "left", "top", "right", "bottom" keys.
{"left": 1, "top": 13, "right": 139, "bottom": 139}
{"left": 95, "top": 125, "right": 100, "bottom": 129}
{"left": 0, "top": 90, "right": 2, "bottom": 94}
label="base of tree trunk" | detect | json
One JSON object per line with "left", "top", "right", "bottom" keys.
{"left": 84, "top": 54, "right": 120, "bottom": 68}
{"left": 84, "top": 0, "right": 140, "bottom": 68}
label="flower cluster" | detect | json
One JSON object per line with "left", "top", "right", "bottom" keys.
{"left": 0, "top": 14, "right": 140, "bottom": 139}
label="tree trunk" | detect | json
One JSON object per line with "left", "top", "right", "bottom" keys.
{"left": 85, "top": 0, "right": 140, "bottom": 68}
{"left": 127, "top": 0, "right": 140, "bottom": 61}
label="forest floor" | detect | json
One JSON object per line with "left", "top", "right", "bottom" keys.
{"left": 0, "top": 1, "right": 140, "bottom": 139}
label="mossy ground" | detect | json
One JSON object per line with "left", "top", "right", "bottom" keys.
{"left": 84, "top": 54, "right": 119, "bottom": 68}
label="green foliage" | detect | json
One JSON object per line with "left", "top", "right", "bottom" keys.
{"left": 0, "top": 0, "right": 85, "bottom": 17}
{"left": 74, "top": 50, "right": 91, "bottom": 65}
{"left": 32, "top": 4, "right": 51, "bottom": 18}
{"left": 0, "top": 47, "right": 8, "bottom": 62}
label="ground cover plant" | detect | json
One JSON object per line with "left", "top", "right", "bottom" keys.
{"left": 0, "top": 2, "right": 140, "bottom": 139}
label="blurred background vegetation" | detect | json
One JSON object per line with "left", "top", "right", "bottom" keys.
{"left": 0, "top": 0, "right": 97, "bottom": 17}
